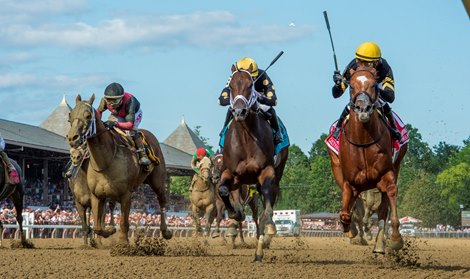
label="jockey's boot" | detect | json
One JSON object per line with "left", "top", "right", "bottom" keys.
{"left": 333, "top": 106, "right": 350, "bottom": 140}
{"left": 382, "top": 103, "right": 402, "bottom": 142}
{"left": 132, "top": 133, "right": 151, "bottom": 166}
{"left": 64, "top": 161, "right": 74, "bottom": 179}
{"left": 219, "top": 109, "right": 233, "bottom": 137}
{"left": 0, "top": 151, "right": 19, "bottom": 184}
{"left": 268, "top": 107, "right": 282, "bottom": 144}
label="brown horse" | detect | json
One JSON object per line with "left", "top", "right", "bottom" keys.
{"left": 68, "top": 147, "right": 116, "bottom": 246}
{"left": 66, "top": 94, "right": 172, "bottom": 243}
{"left": 327, "top": 66, "right": 407, "bottom": 253}
{"left": 189, "top": 164, "right": 216, "bottom": 237}
{"left": 211, "top": 152, "right": 259, "bottom": 248}
{"left": 0, "top": 160, "right": 28, "bottom": 247}
{"left": 218, "top": 65, "right": 288, "bottom": 261}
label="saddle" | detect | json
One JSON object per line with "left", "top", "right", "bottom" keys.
{"left": 1, "top": 159, "right": 20, "bottom": 184}
{"left": 111, "top": 128, "right": 161, "bottom": 166}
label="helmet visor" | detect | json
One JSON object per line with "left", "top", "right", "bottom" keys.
{"left": 105, "top": 96, "right": 123, "bottom": 106}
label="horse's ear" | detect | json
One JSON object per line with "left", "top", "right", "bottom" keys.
{"left": 349, "top": 68, "right": 355, "bottom": 76}
{"left": 231, "top": 64, "right": 237, "bottom": 73}
{"left": 76, "top": 94, "right": 82, "bottom": 104}
{"left": 89, "top": 94, "right": 95, "bottom": 105}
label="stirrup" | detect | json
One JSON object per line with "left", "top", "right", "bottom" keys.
{"left": 333, "top": 126, "right": 341, "bottom": 140}
{"left": 139, "top": 156, "right": 151, "bottom": 166}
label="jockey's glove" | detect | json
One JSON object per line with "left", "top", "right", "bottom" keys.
{"left": 333, "top": 70, "right": 343, "bottom": 86}
{"left": 104, "top": 121, "right": 117, "bottom": 129}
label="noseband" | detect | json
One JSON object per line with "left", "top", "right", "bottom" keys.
{"left": 229, "top": 69, "right": 259, "bottom": 112}
{"left": 71, "top": 103, "right": 98, "bottom": 145}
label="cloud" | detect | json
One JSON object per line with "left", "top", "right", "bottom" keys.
{"left": 0, "top": 0, "right": 87, "bottom": 15}
{"left": 0, "top": 11, "right": 316, "bottom": 51}
{"left": 0, "top": 72, "right": 107, "bottom": 91}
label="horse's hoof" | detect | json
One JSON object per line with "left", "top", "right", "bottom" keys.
{"left": 227, "top": 227, "right": 238, "bottom": 237}
{"left": 265, "top": 224, "right": 277, "bottom": 236}
{"left": 345, "top": 231, "right": 354, "bottom": 238}
{"left": 162, "top": 230, "right": 173, "bottom": 240}
{"left": 373, "top": 247, "right": 386, "bottom": 254}
{"left": 212, "top": 232, "right": 220, "bottom": 238}
{"left": 388, "top": 237, "right": 404, "bottom": 251}
{"left": 253, "top": 255, "right": 263, "bottom": 262}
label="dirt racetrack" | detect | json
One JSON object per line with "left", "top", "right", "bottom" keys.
{"left": 1, "top": 235, "right": 469, "bottom": 279}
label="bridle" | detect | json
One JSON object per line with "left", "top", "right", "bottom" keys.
{"left": 229, "top": 69, "right": 259, "bottom": 112}
{"left": 343, "top": 69, "right": 384, "bottom": 147}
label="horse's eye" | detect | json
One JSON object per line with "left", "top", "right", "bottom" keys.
{"left": 84, "top": 111, "right": 92, "bottom": 120}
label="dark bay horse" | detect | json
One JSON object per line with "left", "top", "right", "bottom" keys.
{"left": 211, "top": 152, "right": 259, "bottom": 248}
{"left": 68, "top": 147, "right": 116, "bottom": 247}
{"left": 218, "top": 65, "right": 288, "bottom": 261}
{"left": 0, "top": 160, "right": 28, "bottom": 247}
{"left": 327, "top": 66, "right": 407, "bottom": 253}
{"left": 67, "top": 94, "right": 172, "bottom": 243}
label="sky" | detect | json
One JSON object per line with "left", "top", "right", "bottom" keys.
{"left": 0, "top": 0, "right": 469, "bottom": 154}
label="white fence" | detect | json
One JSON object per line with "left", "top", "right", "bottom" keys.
{"left": 2, "top": 225, "right": 470, "bottom": 240}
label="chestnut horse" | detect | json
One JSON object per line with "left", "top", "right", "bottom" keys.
{"left": 0, "top": 160, "right": 27, "bottom": 247}
{"left": 218, "top": 65, "right": 288, "bottom": 261}
{"left": 327, "top": 66, "right": 407, "bottom": 253}
{"left": 68, "top": 147, "right": 116, "bottom": 246}
{"left": 211, "top": 152, "right": 259, "bottom": 248}
{"left": 67, "top": 94, "right": 172, "bottom": 243}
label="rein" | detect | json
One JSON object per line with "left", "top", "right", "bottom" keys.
{"left": 75, "top": 102, "right": 118, "bottom": 172}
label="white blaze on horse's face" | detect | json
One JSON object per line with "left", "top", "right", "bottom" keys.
{"left": 356, "top": 75, "right": 368, "bottom": 86}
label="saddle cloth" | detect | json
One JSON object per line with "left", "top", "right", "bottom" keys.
{"left": 112, "top": 128, "right": 160, "bottom": 165}
{"left": 325, "top": 111, "right": 409, "bottom": 163}
{"left": 219, "top": 116, "right": 290, "bottom": 155}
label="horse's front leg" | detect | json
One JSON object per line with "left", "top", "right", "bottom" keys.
{"left": 378, "top": 172, "right": 403, "bottom": 251}
{"left": 340, "top": 182, "right": 355, "bottom": 233}
{"left": 75, "top": 201, "right": 89, "bottom": 246}
{"left": 204, "top": 201, "right": 215, "bottom": 238}
{"left": 118, "top": 192, "right": 131, "bottom": 243}
{"left": 91, "top": 195, "right": 115, "bottom": 238}
{"left": 219, "top": 170, "right": 242, "bottom": 221}
{"left": 254, "top": 166, "right": 276, "bottom": 262}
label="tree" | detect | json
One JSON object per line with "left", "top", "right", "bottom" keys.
{"left": 399, "top": 171, "right": 443, "bottom": 227}
{"left": 436, "top": 162, "right": 470, "bottom": 227}
{"left": 308, "top": 134, "right": 329, "bottom": 163}
{"left": 403, "top": 124, "right": 434, "bottom": 172}
{"left": 277, "top": 145, "right": 310, "bottom": 210}
{"left": 170, "top": 176, "right": 192, "bottom": 196}
{"left": 194, "top": 125, "right": 213, "bottom": 150}
{"left": 307, "top": 155, "right": 342, "bottom": 213}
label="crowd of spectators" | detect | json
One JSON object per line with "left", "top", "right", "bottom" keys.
{"left": 3, "top": 201, "right": 470, "bottom": 233}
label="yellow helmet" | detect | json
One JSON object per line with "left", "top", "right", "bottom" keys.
{"left": 355, "top": 42, "right": 381, "bottom": 61}
{"left": 236, "top": 57, "right": 259, "bottom": 77}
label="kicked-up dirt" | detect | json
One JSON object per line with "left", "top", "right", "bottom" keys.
{"left": 0, "top": 234, "right": 469, "bottom": 278}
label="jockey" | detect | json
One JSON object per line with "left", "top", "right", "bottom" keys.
{"left": 189, "top": 147, "right": 212, "bottom": 192}
{"left": 219, "top": 57, "right": 282, "bottom": 144}
{"left": 0, "top": 132, "right": 20, "bottom": 184}
{"left": 331, "top": 42, "right": 401, "bottom": 141}
{"left": 97, "top": 82, "right": 151, "bottom": 166}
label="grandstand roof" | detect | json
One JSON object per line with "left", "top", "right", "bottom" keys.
{"left": 40, "top": 95, "right": 72, "bottom": 137}
{"left": 163, "top": 117, "right": 208, "bottom": 155}
{"left": 0, "top": 117, "right": 193, "bottom": 175}
{"left": 0, "top": 118, "right": 69, "bottom": 153}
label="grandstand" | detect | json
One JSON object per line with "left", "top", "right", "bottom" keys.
{"left": 0, "top": 96, "right": 205, "bottom": 211}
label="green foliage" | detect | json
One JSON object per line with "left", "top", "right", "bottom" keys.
{"left": 170, "top": 176, "right": 191, "bottom": 196}
{"left": 400, "top": 171, "right": 443, "bottom": 227}
{"left": 193, "top": 125, "right": 214, "bottom": 151}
